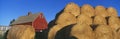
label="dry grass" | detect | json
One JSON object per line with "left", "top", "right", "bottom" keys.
{"left": 64, "top": 2, "right": 80, "bottom": 16}
{"left": 7, "top": 25, "right": 35, "bottom": 39}
{"left": 107, "top": 7, "right": 118, "bottom": 17}
{"left": 81, "top": 4, "right": 95, "bottom": 17}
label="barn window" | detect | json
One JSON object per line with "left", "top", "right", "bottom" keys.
{"left": 40, "top": 30, "right": 43, "bottom": 32}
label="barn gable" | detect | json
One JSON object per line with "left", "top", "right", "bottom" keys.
{"left": 11, "top": 13, "right": 40, "bottom": 25}
{"left": 32, "top": 13, "right": 48, "bottom": 32}
{"left": 11, "top": 12, "right": 48, "bottom": 32}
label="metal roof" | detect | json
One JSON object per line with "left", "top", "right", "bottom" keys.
{"left": 11, "top": 13, "right": 42, "bottom": 25}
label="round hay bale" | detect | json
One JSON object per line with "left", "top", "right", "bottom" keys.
{"left": 77, "top": 14, "right": 92, "bottom": 25}
{"left": 109, "top": 16, "right": 120, "bottom": 25}
{"left": 7, "top": 25, "right": 35, "bottom": 39}
{"left": 108, "top": 16, "right": 120, "bottom": 32}
{"left": 56, "top": 12, "right": 77, "bottom": 25}
{"left": 64, "top": 2, "right": 80, "bottom": 16}
{"left": 71, "top": 24, "right": 94, "bottom": 39}
{"left": 95, "top": 6, "right": 108, "bottom": 17}
{"left": 95, "top": 25, "right": 114, "bottom": 39}
{"left": 48, "top": 25, "right": 60, "bottom": 39}
{"left": 112, "top": 27, "right": 120, "bottom": 39}
{"left": 94, "top": 16, "right": 107, "bottom": 25}
{"left": 81, "top": 4, "right": 95, "bottom": 17}
{"left": 109, "top": 24, "right": 120, "bottom": 32}
{"left": 54, "top": 24, "right": 75, "bottom": 39}
{"left": 107, "top": 7, "right": 118, "bottom": 17}
{"left": 48, "top": 24, "right": 70, "bottom": 39}
{"left": 117, "top": 28, "right": 120, "bottom": 39}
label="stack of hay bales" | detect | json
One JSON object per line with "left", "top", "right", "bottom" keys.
{"left": 48, "top": 2, "right": 80, "bottom": 39}
{"left": 48, "top": 2, "right": 94, "bottom": 39}
{"left": 107, "top": 7, "right": 120, "bottom": 31}
{"left": 48, "top": 2, "right": 120, "bottom": 39}
{"left": 6, "top": 2, "right": 120, "bottom": 39}
{"left": 7, "top": 25, "right": 35, "bottom": 39}
{"left": 107, "top": 7, "right": 120, "bottom": 39}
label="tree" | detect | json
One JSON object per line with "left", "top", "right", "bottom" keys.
{"left": 9, "top": 19, "right": 15, "bottom": 26}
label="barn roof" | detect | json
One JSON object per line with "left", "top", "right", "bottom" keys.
{"left": 11, "top": 12, "right": 42, "bottom": 25}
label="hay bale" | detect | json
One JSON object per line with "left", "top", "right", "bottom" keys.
{"left": 94, "top": 16, "right": 107, "bottom": 25}
{"left": 71, "top": 24, "right": 94, "bottom": 39}
{"left": 54, "top": 24, "right": 75, "bottom": 39}
{"left": 47, "top": 9, "right": 64, "bottom": 29}
{"left": 64, "top": 2, "right": 80, "bottom": 16}
{"left": 95, "top": 25, "right": 115, "bottom": 39}
{"left": 112, "top": 28, "right": 120, "bottom": 39}
{"left": 109, "top": 24, "right": 120, "bottom": 39}
{"left": 7, "top": 25, "right": 35, "bottom": 39}
{"left": 109, "top": 24, "right": 120, "bottom": 32}
{"left": 48, "top": 25, "right": 61, "bottom": 39}
{"left": 81, "top": 4, "right": 95, "bottom": 17}
{"left": 117, "top": 29, "right": 120, "bottom": 39}
{"left": 108, "top": 16, "right": 120, "bottom": 33}
{"left": 77, "top": 14, "right": 92, "bottom": 25}
{"left": 107, "top": 7, "right": 118, "bottom": 17}
{"left": 56, "top": 12, "right": 77, "bottom": 25}
{"left": 48, "top": 24, "right": 71, "bottom": 39}
{"left": 95, "top": 6, "right": 108, "bottom": 17}
{"left": 109, "top": 16, "right": 120, "bottom": 25}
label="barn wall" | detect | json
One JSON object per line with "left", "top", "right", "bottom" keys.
{"left": 32, "top": 13, "right": 48, "bottom": 32}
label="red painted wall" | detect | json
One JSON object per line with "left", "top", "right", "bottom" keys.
{"left": 32, "top": 13, "right": 48, "bottom": 32}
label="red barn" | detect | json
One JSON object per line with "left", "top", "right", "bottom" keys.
{"left": 11, "top": 12, "right": 48, "bottom": 32}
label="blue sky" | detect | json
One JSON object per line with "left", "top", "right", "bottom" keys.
{"left": 0, "top": 0, "right": 120, "bottom": 26}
